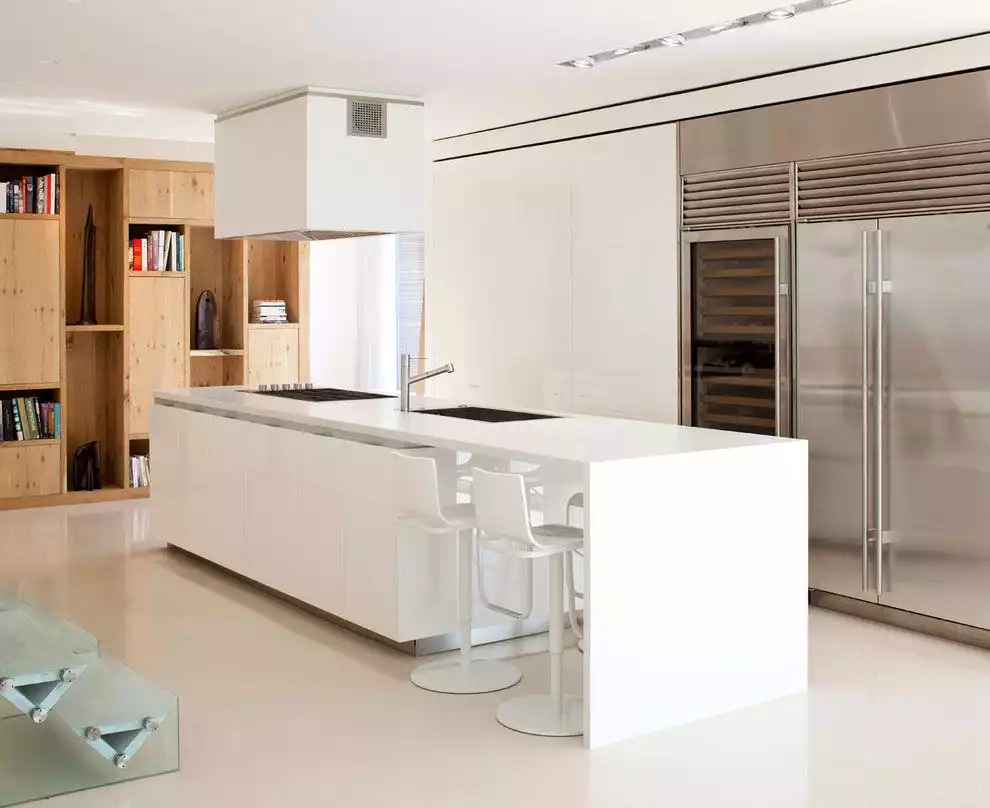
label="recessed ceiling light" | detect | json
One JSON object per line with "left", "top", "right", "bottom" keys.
{"left": 566, "top": 57, "right": 596, "bottom": 69}
{"left": 709, "top": 19, "right": 743, "bottom": 33}
{"left": 612, "top": 47, "right": 633, "bottom": 56}
{"left": 765, "top": 6, "right": 796, "bottom": 19}
{"left": 659, "top": 34, "right": 686, "bottom": 47}
{"left": 38, "top": 59, "right": 60, "bottom": 66}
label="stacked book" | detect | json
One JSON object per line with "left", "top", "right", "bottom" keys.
{"left": 0, "top": 397, "right": 61, "bottom": 442}
{"left": 250, "top": 299, "right": 288, "bottom": 324}
{"left": 128, "top": 231, "right": 185, "bottom": 272}
{"left": 130, "top": 454, "right": 151, "bottom": 488}
{"left": 0, "top": 173, "right": 59, "bottom": 214}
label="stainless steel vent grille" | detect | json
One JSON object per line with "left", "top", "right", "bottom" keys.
{"left": 347, "top": 99, "right": 387, "bottom": 138}
{"left": 797, "top": 140, "right": 990, "bottom": 220}
{"left": 681, "top": 164, "right": 792, "bottom": 229}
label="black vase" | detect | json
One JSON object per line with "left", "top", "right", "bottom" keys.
{"left": 79, "top": 204, "right": 97, "bottom": 325}
{"left": 195, "top": 290, "right": 219, "bottom": 350}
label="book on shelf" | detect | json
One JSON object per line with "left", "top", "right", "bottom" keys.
{"left": 129, "top": 231, "right": 184, "bottom": 272}
{"left": 0, "top": 397, "right": 59, "bottom": 442}
{"left": 250, "top": 299, "right": 288, "bottom": 324}
{"left": 0, "top": 173, "right": 58, "bottom": 214}
{"left": 129, "top": 454, "right": 151, "bottom": 488}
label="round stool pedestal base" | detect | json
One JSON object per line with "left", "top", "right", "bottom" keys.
{"left": 410, "top": 659, "right": 522, "bottom": 695}
{"left": 496, "top": 694, "right": 584, "bottom": 737}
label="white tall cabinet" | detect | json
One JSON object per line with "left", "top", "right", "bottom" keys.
{"left": 429, "top": 124, "right": 679, "bottom": 421}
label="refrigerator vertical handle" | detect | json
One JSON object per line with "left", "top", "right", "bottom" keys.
{"left": 875, "top": 229, "right": 886, "bottom": 595}
{"left": 773, "top": 237, "right": 790, "bottom": 438}
{"left": 861, "top": 230, "right": 871, "bottom": 593}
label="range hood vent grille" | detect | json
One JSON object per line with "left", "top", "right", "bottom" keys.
{"left": 681, "top": 164, "right": 792, "bottom": 230}
{"left": 796, "top": 140, "right": 990, "bottom": 220}
{"left": 348, "top": 99, "right": 387, "bottom": 139}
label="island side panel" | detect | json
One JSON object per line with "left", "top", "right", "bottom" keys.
{"left": 585, "top": 439, "right": 808, "bottom": 748}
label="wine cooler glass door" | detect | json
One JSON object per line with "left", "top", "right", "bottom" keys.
{"left": 681, "top": 227, "right": 791, "bottom": 437}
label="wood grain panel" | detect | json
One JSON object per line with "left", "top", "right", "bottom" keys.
{"left": 0, "top": 444, "right": 60, "bottom": 498}
{"left": 248, "top": 327, "right": 299, "bottom": 387}
{"left": 128, "top": 169, "right": 172, "bottom": 219}
{"left": 173, "top": 172, "right": 213, "bottom": 220}
{"left": 222, "top": 240, "right": 246, "bottom": 350}
{"left": 128, "top": 169, "right": 213, "bottom": 220}
{"left": 0, "top": 219, "right": 61, "bottom": 385}
{"left": 129, "top": 278, "right": 187, "bottom": 434}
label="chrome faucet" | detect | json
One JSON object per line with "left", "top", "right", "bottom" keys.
{"left": 400, "top": 354, "right": 454, "bottom": 412}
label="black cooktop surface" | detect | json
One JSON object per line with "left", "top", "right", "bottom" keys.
{"left": 252, "top": 387, "right": 395, "bottom": 403}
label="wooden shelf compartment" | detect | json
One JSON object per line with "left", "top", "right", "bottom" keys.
{"left": 248, "top": 322, "right": 299, "bottom": 330}
{"left": 0, "top": 441, "right": 61, "bottom": 499}
{"left": 65, "top": 168, "right": 125, "bottom": 327}
{"left": 65, "top": 329, "right": 125, "bottom": 490}
{"left": 129, "top": 216, "right": 209, "bottom": 227}
{"left": 189, "top": 227, "right": 245, "bottom": 387}
{"left": 247, "top": 240, "right": 303, "bottom": 324}
{"left": 129, "top": 271, "right": 187, "bottom": 278}
{"left": 0, "top": 162, "right": 62, "bottom": 216}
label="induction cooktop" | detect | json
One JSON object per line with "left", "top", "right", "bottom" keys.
{"left": 252, "top": 386, "right": 395, "bottom": 403}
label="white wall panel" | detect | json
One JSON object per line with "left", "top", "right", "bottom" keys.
{"left": 429, "top": 124, "right": 680, "bottom": 422}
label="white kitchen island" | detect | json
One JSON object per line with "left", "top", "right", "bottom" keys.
{"left": 150, "top": 386, "right": 807, "bottom": 748}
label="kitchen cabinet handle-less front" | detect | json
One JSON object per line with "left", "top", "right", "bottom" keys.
{"left": 799, "top": 212, "right": 990, "bottom": 630}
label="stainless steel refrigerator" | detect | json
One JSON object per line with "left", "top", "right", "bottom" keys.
{"left": 797, "top": 212, "right": 990, "bottom": 630}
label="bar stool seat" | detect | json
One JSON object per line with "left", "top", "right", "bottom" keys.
{"left": 393, "top": 452, "right": 522, "bottom": 695}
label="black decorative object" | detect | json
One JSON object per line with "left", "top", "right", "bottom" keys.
{"left": 79, "top": 204, "right": 97, "bottom": 325}
{"left": 195, "top": 290, "right": 219, "bottom": 350}
{"left": 72, "top": 441, "right": 101, "bottom": 492}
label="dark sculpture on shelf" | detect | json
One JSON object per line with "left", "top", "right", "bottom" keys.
{"left": 195, "top": 290, "right": 219, "bottom": 350}
{"left": 72, "top": 441, "right": 101, "bottom": 492}
{"left": 79, "top": 204, "right": 97, "bottom": 325}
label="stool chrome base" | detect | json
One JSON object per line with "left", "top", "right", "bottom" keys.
{"left": 410, "top": 659, "right": 522, "bottom": 695}
{"left": 496, "top": 694, "right": 584, "bottom": 737}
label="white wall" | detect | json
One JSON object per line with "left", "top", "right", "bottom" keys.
{"left": 309, "top": 236, "right": 399, "bottom": 392}
{"left": 428, "top": 124, "right": 679, "bottom": 422}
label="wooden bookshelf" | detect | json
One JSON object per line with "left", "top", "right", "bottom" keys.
{"left": 0, "top": 148, "right": 309, "bottom": 508}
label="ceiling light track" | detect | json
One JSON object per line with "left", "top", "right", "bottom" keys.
{"left": 560, "top": 0, "right": 856, "bottom": 68}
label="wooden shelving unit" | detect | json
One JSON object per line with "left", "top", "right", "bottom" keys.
{"left": 0, "top": 148, "right": 309, "bottom": 509}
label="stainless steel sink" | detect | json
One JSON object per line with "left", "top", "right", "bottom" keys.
{"left": 413, "top": 406, "right": 559, "bottom": 423}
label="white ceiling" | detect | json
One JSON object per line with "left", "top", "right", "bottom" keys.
{"left": 0, "top": 0, "right": 988, "bottom": 138}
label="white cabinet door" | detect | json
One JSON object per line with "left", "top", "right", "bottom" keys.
{"left": 296, "top": 432, "right": 345, "bottom": 616}
{"left": 208, "top": 415, "right": 249, "bottom": 574}
{"left": 569, "top": 125, "right": 680, "bottom": 423}
{"left": 343, "top": 502, "right": 398, "bottom": 639}
{"left": 244, "top": 425, "right": 300, "bottom": 592}
{"left": 431, "top": 144, "right": 571, "bottom": 410}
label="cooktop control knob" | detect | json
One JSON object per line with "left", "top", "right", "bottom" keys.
{"left": 305, "top": 383, "right": 314, "bottom": 390}
{"left": 259, "top": 384, "right": 269, "bottom": 392}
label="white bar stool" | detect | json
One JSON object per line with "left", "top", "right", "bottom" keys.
{"left": 564, "top": 493, "right": 585, "bottom": 652}
{"left": 392, "top": 452, "right": 522, "bottom": 695}
{"left": 473, "top": 467, "right": 584, "bottom": 737}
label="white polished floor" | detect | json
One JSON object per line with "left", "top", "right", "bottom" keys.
{"left": 1, "top": 501, "right": 989, "bottom": 808}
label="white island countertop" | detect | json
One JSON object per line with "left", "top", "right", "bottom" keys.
{"left": 152, "top": 386, "right": 807, "bottom": 749}
{"left": 153, "top": 386, "right": 786, "bottom": 466}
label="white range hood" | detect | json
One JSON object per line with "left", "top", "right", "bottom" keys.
{"left": 214, "top": 87, "right": 427, "bottom": 240}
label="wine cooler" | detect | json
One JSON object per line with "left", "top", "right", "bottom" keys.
{"left": 681, "top": 227, "right": 792, "bottom": 437}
